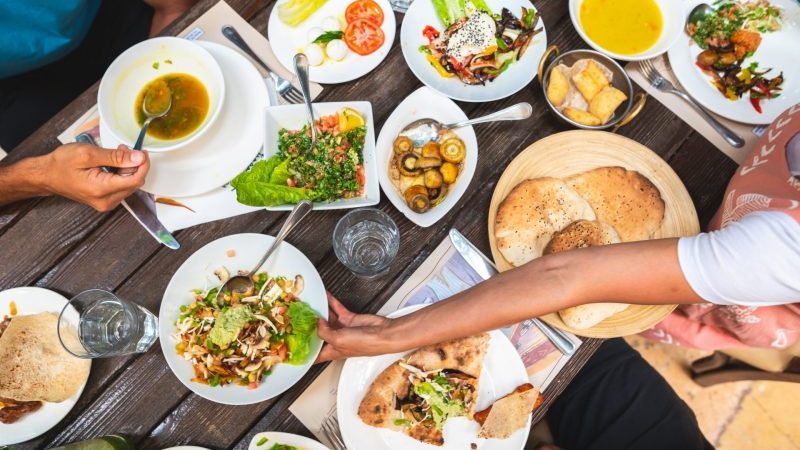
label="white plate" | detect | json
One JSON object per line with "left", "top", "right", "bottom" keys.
{"left": 261, "top": 102, "right": 380, "bottom": 210}
{"left": 0, "top": 287, "right": 89, "bottom": 446}
{"left": 568, "top": 0, "right": 683, "bottom": 61}
{"left": 400, "top": 0, "right": 547, "bottom": 102}
{"left": 268, "top": 0, "right": 396, "bottom": 84}
{"left": 376, "top": 86, "right": 478, "bottom": 227}
{"left": 667, "top": 0, "right": 800, "bottom": 124}
{"left": 158, "top": 233, "right": 328, "bottom": 405}
{"left": 249, "top": 432, "right": 330, "bottom": 450}
{"left": 337, "top": 305, "right": 531, "bottom": 450}
{"left": 101, "top": 41, "right": 269, "bottom": 198}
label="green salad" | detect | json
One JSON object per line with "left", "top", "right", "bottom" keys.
{"left": 231, "top": 108, "right": 367, "bottom": 207}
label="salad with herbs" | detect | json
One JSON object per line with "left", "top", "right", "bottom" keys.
{"left": 687, "top": 0, "right": 784, "bottom": 112}
{"left": 232, "top": 108, "right": 367, "bottom": 206}
{"left": 173, "top": 269, "right": 318, "bottom": 388}
{"left": 419, "top": 0, "right": 542, "bottom": 85}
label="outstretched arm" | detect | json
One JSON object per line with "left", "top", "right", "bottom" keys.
{"left": 317, "top": 237, "right": 704, "bottom": 361}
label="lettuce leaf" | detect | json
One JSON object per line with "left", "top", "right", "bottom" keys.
{"left": 431, "top": 0, "right": 490, "bottom": 26}
{"left": 286, "top": 302, "right": 318, "bottom": 365}
{"left": 230, "top": 156, "right": 310, "bottom": 206}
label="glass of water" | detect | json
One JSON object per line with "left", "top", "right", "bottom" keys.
{"left": 333, "top": 208, "right": 400, "bottom": 279}
{"left": 58, "top": 289, "right": 158, "bottom": 358}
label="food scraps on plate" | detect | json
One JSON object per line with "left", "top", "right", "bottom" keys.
{"left": 357, "top": 333, "right": 542, "bottom": 445}
{"left": 494, "top": 167, "right": 666, "bottom": 328}
{"left": 687, "top": 0, "right": 784, "bottom": 113}
{"left": 420, "top": 0, "right": 542, "bottom": 85}
{"left": 389, "top": 133, "right": 466, "bottom": 214}
{"left": 546, "top": 59, "right": 628, "bottom": 126}
{"left": 231, "top": 108, "right": 367, "bottom": 207}
{"left": 172, "top": 269, "right": 317, "bottom": 388}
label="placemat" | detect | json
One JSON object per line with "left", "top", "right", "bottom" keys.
{"left": 57, "top": 0, "right": 323, "bottom": 231}
{"left": 289, "top": 232, "right": 582, "bottom": 448}
{"left": 626, "top": 55, "right": 765, "bottom": 165}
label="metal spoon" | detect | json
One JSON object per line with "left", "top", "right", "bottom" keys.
{"left": 686, "top": 3, "right": 713, "bottom": 32}
{"left": 400, "top": 102, "right": 533, "bottom": 147}
{"left": 293, "top": 53, "right": 317, "bottom": 146}
{"left": 214, "top": 200, "right": 314, "bottom": 302}
{"left": 134, "top": 90, "right": 173, "bottom": 150}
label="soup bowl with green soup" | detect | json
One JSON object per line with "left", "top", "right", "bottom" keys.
{"left": 98, "top": 37, "right": 225, "bottom": 153}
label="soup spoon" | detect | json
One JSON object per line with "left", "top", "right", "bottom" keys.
{"left": 214, "top": 200, "right": 314, "bottom": 302}
{"left": 134, "top": 90, "right": 173, "bottom": 150}
{"left": 293, "top": 53, "right": 317, "bottom": 148}
{"left": 400, "top": 102, "right": 532, "bottom": 147}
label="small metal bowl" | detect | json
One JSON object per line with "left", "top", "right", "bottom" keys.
{"left": 537, "top": 45, "right": 646, "bottom": 131}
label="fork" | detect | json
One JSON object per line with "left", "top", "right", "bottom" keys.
{"left": 222, "top": 25, "right": 305, "bottom": 104}
{"left": 639, "top": 59, "right": 745, "bottom": 148}
{"left": 321, "top": 414, "right": 347, "bottom": 450}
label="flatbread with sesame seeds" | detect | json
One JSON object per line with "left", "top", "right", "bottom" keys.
{"left": 565, "top": 167, "right": 665, "bottom": 242}
{"left": 357, "top": 334, "right": 489, "bottom": 446}
{"left": 494, "top": 178, "right": 596, "bottom": 266}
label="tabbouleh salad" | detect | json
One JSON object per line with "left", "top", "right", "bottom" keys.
{"left": 231, "top": 108, "right": 367, "bottom": 206}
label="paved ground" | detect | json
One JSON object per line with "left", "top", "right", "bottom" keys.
{"left": 627, "top": 336, "right": 800, "bottom": 450}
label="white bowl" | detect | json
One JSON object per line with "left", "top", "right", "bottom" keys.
{"left": 569, "top": 0, "right": 684, "bottom": 61}
{"left": 98, "top": 37, "right": 225, "bottom": 153}
{"left": 158, "top": 233, "right": 328, "bottom": 405}
{"left": 262, "top": 102, "right": 380, "bottom": 211}
{"left": 376, "top": 87, "right": 477, "bottom": 228}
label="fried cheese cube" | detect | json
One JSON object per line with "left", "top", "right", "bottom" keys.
{"left": 589, "top": 86, "right": 628, "bottom": 124}
{"left": 563, "top": 107, "right": 602, "bottom": 126}
{"left": 546, "top": 66, "right": 570, "bottom": 107}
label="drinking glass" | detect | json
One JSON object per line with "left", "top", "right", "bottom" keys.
{"left": 333, "top": 208, "right": 400, "bottom": 279}
{"left": 58, "top": 289, "right": 158, "bottom": 358}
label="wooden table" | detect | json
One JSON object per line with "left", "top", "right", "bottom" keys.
{"left": 0, "top": 0, "right": 740, "bottom": 448}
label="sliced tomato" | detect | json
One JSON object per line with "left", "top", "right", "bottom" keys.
{"left": 345, "top": 0, "right": 384, "bottom": 26}
{"left": 344, "top": 19, "right": 385, "bottom": 55}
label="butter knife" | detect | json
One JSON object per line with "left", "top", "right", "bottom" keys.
{"left": 76, "top": 132, "right": 180, "bottom": 250}
{"left": 449, "top": 229, "right": 577, "bottom": 356}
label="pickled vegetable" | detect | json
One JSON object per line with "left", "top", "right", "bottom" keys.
{"left": 439, "top": 162, "right": 459, "bottom": 184}
{"left": 440, "top": 137, "right": 466, "bottom": 163}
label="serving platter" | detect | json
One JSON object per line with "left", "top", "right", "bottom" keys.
{"left": 337, "top": 305, "right": 532, "bottom": 450}
{"left": 487, "top": 130, "right": 700, "bottom": 338}
{"left": 667, "top": 0, "right": 800, "bottom": 125}
{"left": 268, "top": 0, "right": 396, "bottom": 84}
{"left": 376, "top": 86, "right": 478, "bottom": 227}
{"left": 400, "top": 0, "right": 547, "bottom": 102}
{"left": 158, "top": 233, "right": 328, "bottom": 405}
{"left": 101, "top": 41, "right": 269, "bottom": 198}
{"left": 0, "top": 287, "right": 89, "bottom": 446}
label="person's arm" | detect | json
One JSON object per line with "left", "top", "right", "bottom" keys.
{"left": 0, "top": 143, "right": 149, "bottom": 211}
{"left": 143, "top": 0, "right": 199, "bottom": 36}
{"left": 317, "top": 238, "right": 703, "bottom": 361}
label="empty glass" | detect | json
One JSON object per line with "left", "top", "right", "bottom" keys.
{"left": 58, "top": 289, "right": 158, "bottom": 358}
{"left": 333, "top": 208, "right": 400, "bottom": 279}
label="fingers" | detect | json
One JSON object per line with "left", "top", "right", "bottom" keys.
{"left": 81, "top": 144, "right": 147, "bottom": 170}
{"left": 326, "top": 291, "right": 355, "bottom": 325}
{"left": 315, "top": 344, "right": 344, "bottom": 364}
{"left": 86, "top": 153, "right": 150, "bottom": 212}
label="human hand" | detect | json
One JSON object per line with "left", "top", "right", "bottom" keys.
{"left": 42, "top": 143, "right": 150, "bottom": 212}
{"left": 315, "top": 292, "right": 393, "bottom": 363}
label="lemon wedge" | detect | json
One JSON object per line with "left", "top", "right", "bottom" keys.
{"left": 338, "top": 107, "right": 365, "bottom": 132}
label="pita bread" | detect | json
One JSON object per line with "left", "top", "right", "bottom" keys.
{"left": 559, "top": 303, "right": 630, "bottom": 329}
{"left": 0, "top": 313, "right": 90, "bottom": 402}
{"left": 478, "top": 385, "right": 542, "bottom": 439}
{"left": 543, "top": 220, "right": 621, "bottom": 255}
{"left": 495, "top": 178, "right": 596, "bottom": 266}
{"left": 357, "top": 334, "right": 490, "bottom": 446}
{"left": 566, "top": 167, "right": 665, "bottom": 242}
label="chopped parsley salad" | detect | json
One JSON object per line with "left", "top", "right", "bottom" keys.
{"left": 173, "top": 269, "right": 318, "bottom": 389}
{"left": 254, "top": 435, "right": 299, "bottom": 450}
{"left": 419, "top": 0, "right": 542, "bottom": 85}
{"left": 687, "top": 0, "right": 784, "bottom": 112}
{"left": 231, "top": 108, "right": 367, "bottom": 207}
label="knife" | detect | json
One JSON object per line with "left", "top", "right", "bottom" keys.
{"left": 76, "top": 132, "right": 180, "bottom": 250}
{"left": 449, "top": 228, "right": 577, "bottom": 356}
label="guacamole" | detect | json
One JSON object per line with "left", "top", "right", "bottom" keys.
{"left": 207, "top": 305, "right": 254, "bottom": 347}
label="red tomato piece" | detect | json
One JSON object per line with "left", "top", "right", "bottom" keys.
{"left": 344, "top": 19, "right": 385, "bottom": 55}
{"left": 345, "top": 0, "right": 384, "bottom": 26}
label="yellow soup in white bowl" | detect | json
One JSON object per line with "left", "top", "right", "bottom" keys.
{"left": 98, "top": 37, "right": 225, "bottom": 153}
{"left": 569, "top": 0, "right": 684, "bottom": 61}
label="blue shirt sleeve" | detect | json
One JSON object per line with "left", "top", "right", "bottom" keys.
{"left": 0, "top": 0, "right": 102, "bottom": 79}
